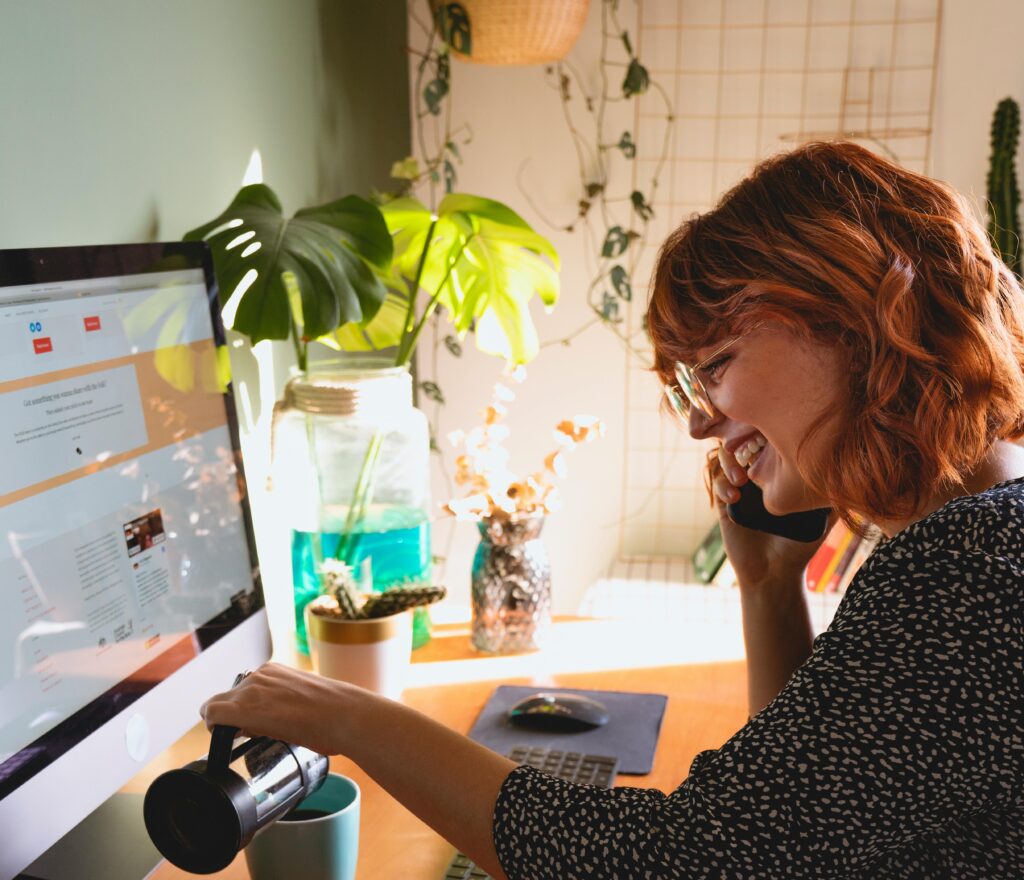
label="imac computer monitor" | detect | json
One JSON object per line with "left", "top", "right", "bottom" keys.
{"left": 0, "top": 243, "right": 271, "bottom": 878}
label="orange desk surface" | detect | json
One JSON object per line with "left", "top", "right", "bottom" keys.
{"left": 130, "top": 616, "right": 747, "bottom": 878}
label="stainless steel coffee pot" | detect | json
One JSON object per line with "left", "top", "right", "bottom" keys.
{"left": 144, "top": 707, "right": 328, "bottom": 873}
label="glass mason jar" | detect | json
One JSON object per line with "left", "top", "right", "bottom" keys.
{"left": 471, "top": 515, "right": 552, "bottom": 653}
{"left": 271, "top": 358, "right": 433, "bottom": 654}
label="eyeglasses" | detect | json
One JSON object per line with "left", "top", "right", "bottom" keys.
{"left": 663, "top": 329, "right": 754, "bottom": 421}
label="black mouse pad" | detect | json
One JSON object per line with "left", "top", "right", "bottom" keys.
{"left": 467, "top": 685, "right": 668, "bottom": 775}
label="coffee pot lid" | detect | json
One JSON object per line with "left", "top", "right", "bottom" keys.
{"left": 143, "top": 724, "right": 257, "bottom": 875}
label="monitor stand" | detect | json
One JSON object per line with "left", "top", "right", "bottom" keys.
{"left": 18, "top": 792, "right": 162, "bottom": 880}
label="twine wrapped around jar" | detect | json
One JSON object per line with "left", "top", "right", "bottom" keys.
{"left": 471, "top": 514, "right": 552, "bottom": 653}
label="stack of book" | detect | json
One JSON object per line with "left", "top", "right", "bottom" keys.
{"left": 803, "top": 520, "right": 882, "bottom": 593}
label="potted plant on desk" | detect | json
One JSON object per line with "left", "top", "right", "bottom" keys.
{"left": 186, "top": 186, "right": 560, "bottom": 654}
{"left": 305, "top": 559, "right": 447, "bottom": 700}
{"left": 444, "top": 371, "right": 604, "bottom": 653}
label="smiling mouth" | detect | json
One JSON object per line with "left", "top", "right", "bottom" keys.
{"left": 734, "top": 433, "right": 767, "bottom": 468}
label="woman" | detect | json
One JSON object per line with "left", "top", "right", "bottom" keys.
{"left": 202, "top": 142, "right": 1024, "bottom": 878}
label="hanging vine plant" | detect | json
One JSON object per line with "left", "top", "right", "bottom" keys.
{"left": 522, "top": 0, "right": 675, "bottom": 364}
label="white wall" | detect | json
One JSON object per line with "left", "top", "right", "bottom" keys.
{"left": 411, "top": 0, "right": 1024, "bottom": 615}
{"left": 931, "top": 2, "right": 1024, "bottom": 204}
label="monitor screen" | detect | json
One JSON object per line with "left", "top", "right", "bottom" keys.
{"left": 0, "top": 243, "right": 269, "bottom": 877}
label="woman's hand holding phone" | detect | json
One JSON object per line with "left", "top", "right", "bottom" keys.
{"left": 710, "top": 444, "right": 835, "bottom": 593}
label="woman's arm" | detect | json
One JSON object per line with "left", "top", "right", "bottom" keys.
{"left": 200, "top": 663, "right": 515, "bottom": 880}
{"left": 709, "top": 447, "right": 827, "bottom": 716}
{"left": 738, "top": 576, "right": 814, "bottom": 715}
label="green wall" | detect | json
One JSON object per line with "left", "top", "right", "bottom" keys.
{"left": 0, "top": 0, "right": 410, "bottom": 245}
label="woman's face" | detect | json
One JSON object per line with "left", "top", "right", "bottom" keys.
{"left": 685, "top": 322, "right": 846, "bottom": 514}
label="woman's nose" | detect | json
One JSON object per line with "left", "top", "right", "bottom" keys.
{"left": 688, "top": 405, "right": 720, "bottom": 440}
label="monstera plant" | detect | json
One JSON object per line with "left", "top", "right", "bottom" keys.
{"left": 186, "top": 186, "right": 559, "bottom": 370}
{"left": 184, "top": 185, "right": 393, "bottom": 370}
{"left": 333, "top": 193, "right": 559, "bottom": 366}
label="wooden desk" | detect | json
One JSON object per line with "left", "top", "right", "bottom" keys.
{"left": 135, "top": 616, "right": 747, "bottom": 878}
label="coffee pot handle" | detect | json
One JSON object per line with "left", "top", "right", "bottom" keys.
{"left": 206, "top": 672, "right": 250, "bottom": 771}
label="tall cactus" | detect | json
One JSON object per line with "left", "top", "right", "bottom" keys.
{"left": 987, "top": 97, "right": 1022, "bottom": 275}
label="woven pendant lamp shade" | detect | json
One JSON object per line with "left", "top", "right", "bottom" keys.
{"left": 442, "top": 0, "right": 590, "bottom": 66}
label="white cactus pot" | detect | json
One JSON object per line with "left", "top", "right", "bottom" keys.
{"left": 305, "top": 607, "right": 413, "bottom": 701}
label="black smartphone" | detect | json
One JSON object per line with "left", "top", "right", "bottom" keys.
{"left": 725, "top": 480, "right": 830, "bottom": 543}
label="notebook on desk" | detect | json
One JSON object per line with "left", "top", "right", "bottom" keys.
{"left": 467, "top": 685, "right": 667, "bottom": 774}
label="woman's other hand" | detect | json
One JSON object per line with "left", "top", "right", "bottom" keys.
{"left": 200, "top": 662, "right": 355, "bottom": 756}
{"left": 710, "top": 444, "right": 836, "bottom": 592}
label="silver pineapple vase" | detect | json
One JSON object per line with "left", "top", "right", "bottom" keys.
{"left": 471, "top": 515, "right": 552, "bottom": 653}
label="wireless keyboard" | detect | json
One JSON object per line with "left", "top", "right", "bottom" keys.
{"left": 441, "top": 745, "right": 620, "bottom": 880}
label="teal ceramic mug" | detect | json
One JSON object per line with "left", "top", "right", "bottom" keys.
{"left": 244, "top": 772, "right": 360, "bottom": 880}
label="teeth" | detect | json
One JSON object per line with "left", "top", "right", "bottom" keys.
{"left": 734, "top": 434, "right": 767, "bottom": 468}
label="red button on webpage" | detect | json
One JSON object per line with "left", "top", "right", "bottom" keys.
{"left": 33, "top": 337, "right": 53, "bottom": 354}
{"left": 83, "top": 315, "right": 101, "bottom": 331}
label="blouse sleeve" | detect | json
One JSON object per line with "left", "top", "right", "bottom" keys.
{"left": 492, "top": 549, "right": 1024, "bottom": 879}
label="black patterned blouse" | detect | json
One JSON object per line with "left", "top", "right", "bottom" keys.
{"left": 493, "top": 477, "right": 1024, "bottom": 879}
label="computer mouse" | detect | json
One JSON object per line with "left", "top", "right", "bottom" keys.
{"left": 506, "top": 692, "right": 610, "bottom": 733}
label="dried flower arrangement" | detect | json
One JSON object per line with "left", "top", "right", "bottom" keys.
{"left": 309, "top": 558, "right": 447, "bottom": 620}
{"left": 443, "top": 368, "right": 605, "bottom": 523}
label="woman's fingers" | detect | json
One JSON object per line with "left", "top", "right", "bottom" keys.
{"left": 200, "top": 663, "right": 275, "bottom": 730}
{"left": 713, "top": 472, "right": 740, "bottom": 505}
{"left": 717, "top": 443, "right": 748, "bottom": 486}
{"left": 712, "top": 443, "right": 749, "bottom": 505}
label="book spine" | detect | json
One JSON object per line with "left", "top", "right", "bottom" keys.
{"left": 835, "top": 531, "right": 881, "bottom": 593}
{"left": 825, "top": 532, "right": 862, "bottom": 593}
{"left": 804, "top": 522, "right": 847, "bottom": 592}
{"left": 816, "top": 528, "right": 853, "bottom": 593}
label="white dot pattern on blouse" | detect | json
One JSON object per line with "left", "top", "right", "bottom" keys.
{"left": 493, "top": 477, "right": 1024, "bottom": 879}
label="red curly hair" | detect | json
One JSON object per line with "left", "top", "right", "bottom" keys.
{"left": 647, "top": 141, "right": 1024, "bottom": 531}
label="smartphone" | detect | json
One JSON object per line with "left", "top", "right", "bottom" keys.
{"left": 725, "top": 480, "right": 830, "bottom": 543}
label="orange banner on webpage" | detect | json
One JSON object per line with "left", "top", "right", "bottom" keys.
{"left": 0, "top": 340, "right": 227, "bottom": 507}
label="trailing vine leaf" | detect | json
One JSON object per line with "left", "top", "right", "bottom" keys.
{"left": 621, "top": 31, "right": 633, "bottom": 56}
{"left": 631, "top": 190, "right": 654, "bottom": 221}
{"left": 421, "top": 380, "right": 445, "bottom": 404}
{"left": 445, "top": 139, "right": 461, "bottom": 161}
{"left": 618, "top": 131, "right": 636, "bottom": 159}
{"left": 185, "top": 185, "right": 392, "bottom": 343}
{"left": 610, "top": 265, "right": 632, "bottom": 301}
{"left": 434, "top": 2, "right": 471, "bottom": 55}
{"left": 623, "top": 58, "right": 650, "bottom": 98}
{"left": 444, "top": 159, "right": 457, "bottom": 193}
{"left": 601, "top": 225, "right": 631, "bottom": 258}
{"left": 444, "top": 334, "right": 463, "bottom": 356}
{"left": 585, "top": 181, "right": 605, "bottom": 198}
{"left": 424, "top": 77, "right": 448, "bottom": 115}
{"left": 600, "top": 291, "right": 620, "bottom": 321}
{"left": 560, "top": 70, "right": 571, "bottom": 101}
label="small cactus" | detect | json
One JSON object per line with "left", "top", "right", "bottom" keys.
{"left": 361, "top": 586, "right": 448, "bottom": 619}
{"left": 987, "top": 97, "right": 1021, "bottom": 275}
{"left": 311, "top": 559, "right": 447, "bottom": 621}
{"left": 321, "top": 559, "right": 365, "bottom": 618}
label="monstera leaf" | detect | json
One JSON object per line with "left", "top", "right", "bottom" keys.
{"left": 185, "top": 185, "right": 393, "bottom": 344}
{"left": 333, "top": 194, "right": 558, "bottom": 364}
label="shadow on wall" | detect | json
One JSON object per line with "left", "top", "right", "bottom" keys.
{"left": 316, "top": 0, "right": 412, "bottom": 203}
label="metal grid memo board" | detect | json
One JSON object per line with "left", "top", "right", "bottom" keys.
{"left": 617, "top": 0, "right": 942, "bottom": 561}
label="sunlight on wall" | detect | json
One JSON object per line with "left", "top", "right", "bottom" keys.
{"left": 241, "top": 147, "right": 264, "bottom": 186}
